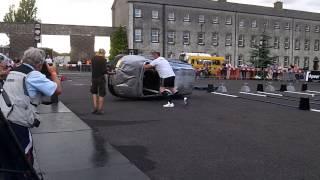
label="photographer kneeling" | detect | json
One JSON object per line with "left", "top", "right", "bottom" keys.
{"left": 0, "top": 47, "right": 62, "bottom": 165}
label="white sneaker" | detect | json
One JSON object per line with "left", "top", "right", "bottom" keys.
{"left": 183, "top": 97, "right": 188, "bottom": 105}
{"left": 163, "top": 102, "right": 174, "bottom": 107}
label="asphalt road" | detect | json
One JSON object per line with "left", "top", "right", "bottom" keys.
{"left": 60, "top": 72, "right": 320, "bottom": 180}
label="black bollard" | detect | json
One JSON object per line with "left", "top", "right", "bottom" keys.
{"left": 257, "top": 84, "right": 263, "bottom": 92}
{"left": 207, "top": 84, "right": 214, "bottom": 92}
{"left": 280, "top": 84, "right": 287, "bottom": 92}
{"left": 301, "top": 83, "right": 308, "bottom": 91}
{"left": 299, "top": 97, "right": 310, "bottom": 110}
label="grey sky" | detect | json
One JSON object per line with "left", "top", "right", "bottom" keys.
{"left": 0, "top": 0, "right": 319, "bottom": 53}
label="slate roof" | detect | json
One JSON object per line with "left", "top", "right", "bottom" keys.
{"left": 127, "top": 0, "right": 320, "bottom": 21}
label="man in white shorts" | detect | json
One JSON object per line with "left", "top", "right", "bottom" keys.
{"left": 144, "top": 51, "right": 177, "bottom": 107}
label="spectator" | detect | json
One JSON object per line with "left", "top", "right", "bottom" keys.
{"left": 91, "top": 49, "right": 108, "bottom": 114}
{"left": 0, "top": 47, "right": 62, "bottom": 168}
{"left": 45, "top": 54, "right": 53, "bottom": 66}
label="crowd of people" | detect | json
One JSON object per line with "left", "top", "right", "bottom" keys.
{"left": 196, "top": 62, "right": 306, "bottom": 81}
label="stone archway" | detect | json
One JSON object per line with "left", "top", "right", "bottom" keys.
{"left": 313, "top": 57, "right": 319, "bottom": 70}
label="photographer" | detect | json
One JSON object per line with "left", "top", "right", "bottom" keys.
{"left": 0, "top": 47, "right": 61, "bottom": 166}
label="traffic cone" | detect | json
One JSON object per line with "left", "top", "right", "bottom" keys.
{"left": 257, "top": 84, "right": 263, "bottom": 92}
{"left": 280, "top": 84, "right": 287, "bottom": 92}
{"left": 287, "top": 83, "right": 295, "bottom": 92}
{"left": 301, "top": 83, "right": 308, "bottom": 91}
{"left": 217, "top": 83, "right": 227, "bottom": 93}
{"left": 240, "top": 83, "right": 251, "bottom": 92}
{"left": 265, "top": 82, "right": 275, "bottom": 92}
{"left": 299, "top": 97, "right": 310, "bottom": 110}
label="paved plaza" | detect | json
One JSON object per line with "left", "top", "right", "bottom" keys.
{"left": 42, "top": 71, "right": 319, "bottom": 180}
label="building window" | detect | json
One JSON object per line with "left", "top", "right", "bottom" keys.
{"left": 250, "top": 35, "right": 257, "bottom": 48}
{"left": 295, "top": 39, "right": 300, "bottom": 50}
{"left": 198, "top": 15, "right": 205, "bottom": 23}
{"left": 134, "top": 9, "right": 142, "bottom": 18}
{"left": 274, "top": 37, "right": 279, "bottom": 49}
{"left": 304, "top": 57, "right": 310, "bottom": 69}
{"left": 152, "top": 10, "right": 159, "bottom": 19}
{"left": 151, "top": 29, "right": 159, "bottom": 43}
{"left": 225, "top": 33, "right": 232, "bottom": 46}
{"left": 238, "top": 55, "right": 243, "bottom": 66}
{"left": 263, "top": 20, "right": 269, "bottom": 28}
{"left": 273, "top": 56, "right": 279, "bottom": 64}
{"left": 295, "top": 24, "right": 300, "bottom": 32}
{"left": 284, "top": 37, "right": 290, "bottom": 49}
{"left": 294, "top": 56, "right": 300, "bottom": 66}
{"left": 184, "top": 14, "right": 190, "bottom": 22}
{"left": 315, "top": 25, "right": 320, "bottom": 33}
{"left": 274, "top": 22, "right": 280, "bottom": 29}
{"left": 212, "top": 32, "right": 219, "bottom": 46}
{"left": 315, "top": 40, "right": 320, "bottom": 51}
{"left": 168, "top": 12, "right": 175, "bottom": 21}
{"left": 284, "top": 56, "right": 289, "bottom": 67}
{"left": 167, "top": 31, "right": 175, "bottom": 44}
{"left": 305, "top": 25, "right": 310, "bottom": 32}
{"left": 259, "top": 35, "right": 269, "bottom": 47}
{"left": 239, "top": 19, "right": 244, "bottom": 27}
{"left": 305, "top": 39, "right": 310, "bottom": 50}
{"left": 134, "top": 28, "right": 142, "bottom": 42}
{"left": 226, "top": 16, "right": 232, "bottom": 25}
{"left": 251, "top": 20, "right": 257, "bottom": 28}
{"left": 198, "top": 32, "right": 205, "bottom": 45}
{"left": 238, "top": 35, "right": 245, "bottom": 47}
{"left": 183, "top": 31, "right": 190, "bottom": 45}
{"left": 212, "top": 16, "right": 219, "bottom": 24}
{"left": 285, "top": 22, "right": 291, "bottom": 30}
{"left": 225, "top": 55, "right": 232, "bottom": 63}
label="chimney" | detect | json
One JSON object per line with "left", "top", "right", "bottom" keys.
{"left": 274, "top": 1, "right": 283, "bottom": 9}
{"left": 217, "top": 0, "right": 227, "bottom": 2}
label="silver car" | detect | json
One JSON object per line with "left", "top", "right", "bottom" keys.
{"left": 108, "top": 55, "right": 195, "bottom": 98}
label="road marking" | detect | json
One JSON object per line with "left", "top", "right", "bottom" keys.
{"left": 239, "top": 92, "right": 267, "bottom": 97}
{"left": 212, "top": 92, "right": 238, "bottom": 98}
{"left": 257, "top": 91, "right": 283, "bottom": 97}
{"left": 307, "top": 90, "right": 320, "bottom": 94}
{"left": 285, "top": 91, "right": 315, "bottom": 97}
{"left": 311, "top": 109, "right": 320, "bottom": 113}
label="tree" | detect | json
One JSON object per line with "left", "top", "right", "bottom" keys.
{"left": 3, "top": 0, "right": 38, "bottom": 23}
{"left": 3, "top": 5, "right": 16, "bottom": 23}
{"left": 250, "top": 33, "right": 273, "bottom": 69}
{"left": 109, "top": 26, "right": 128, "bottom": 62}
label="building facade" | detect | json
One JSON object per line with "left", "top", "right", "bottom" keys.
{"left": 112, "top": 0, "right": 320, "bottom": 70}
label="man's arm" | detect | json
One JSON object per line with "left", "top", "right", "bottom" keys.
{"left": 144, "top": 64, "right": 154, "bottom": 69}
{"left": 47, "top": 64, "right": 62, "bottom": 95}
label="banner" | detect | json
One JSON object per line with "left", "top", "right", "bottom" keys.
{"left": 306, "top": 71, "right": 320, "bottom": 81}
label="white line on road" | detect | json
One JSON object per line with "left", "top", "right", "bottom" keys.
{"left": 212, "top": 92, "right": 239, "bottom": 98}
{"left": 285, "top": 91, "right": 315, "bottom": 97}
{"left": 257, "top": 91, "right": 283, "bottom": 97}
{"left": 239, "top": 92, "right": 267, "bottom": 97}
{"left": 311, "top": 109, "right": 320, "bottom": 113}
{"left": 306, "top": 90, "right": 320, "bottom": 94}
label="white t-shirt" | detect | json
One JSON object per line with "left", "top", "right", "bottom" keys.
{"left": 150, "top": 57, "right": 175, "bottom": 78}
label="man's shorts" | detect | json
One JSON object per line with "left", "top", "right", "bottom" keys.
{"left": 160, "top": 76, "right": 175, "bottom": 88}
{"left": 90, "top": 77, "right": 106, "bottom": 97}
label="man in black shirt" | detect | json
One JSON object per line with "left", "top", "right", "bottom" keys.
{"left": 91, "top": 49, "right": 107, "bottom": 114}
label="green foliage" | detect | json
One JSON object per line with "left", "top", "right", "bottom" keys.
{"left": 250, "top": 33, "right": 273, "bottom": 68}
{"left": 3, "top": 5, "right": 16, "bottom": 23}
{"left": 109, "top": 26, "right": 128, "bottom": 62}
{"left": 3, "top": 0, "right": 38, "bottom": 23}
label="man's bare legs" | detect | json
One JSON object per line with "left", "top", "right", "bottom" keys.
{"left": 92, "top": 94, "right": 98, "bottom": 113}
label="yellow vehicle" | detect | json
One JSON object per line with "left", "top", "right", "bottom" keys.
{"left": 179, "top": 53, "right": 224, "bottom": 76}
